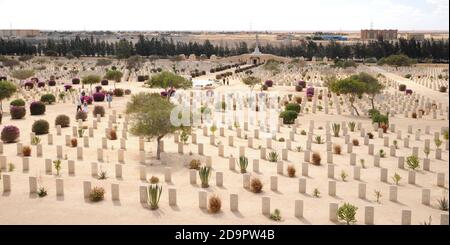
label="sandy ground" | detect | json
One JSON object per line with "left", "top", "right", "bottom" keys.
{"left": 0, "top": 63, "right": 448, "bottom": 225}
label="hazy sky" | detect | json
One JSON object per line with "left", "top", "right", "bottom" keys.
{"left": 0, "top": 0, "right": 448, "bottom": 31}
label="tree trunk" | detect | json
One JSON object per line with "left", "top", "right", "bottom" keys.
{"left": 370, "top": 97, "right": 375, "bottom": 111}
{"left": 351, "top": 103, "right": 360, "bottom": 116}
{"left": 156, "top": 136, "right": 164, "bottom": 160}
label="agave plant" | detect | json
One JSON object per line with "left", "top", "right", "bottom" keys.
{"left": 267, "top": 152, "right": 279, "bottom": 162}
{"left": 199, "top": 166, "right": 211, "bottom": 188}
{"left": 348, "top": 122, "right": 356, "bottom": 132}
{"left": 332, "top": 123, "right": 340, "bottom": 137}
{"left": 147, "top": 184, "right": 163, "bottom": 210}
{"left": 437, "top": 196, "right": 449, "bottom": 211}
{"left": 237, "top": 156, "right": 248, "bottom": 173}
{"left": 406, "top": 155, "right": 420, "bottom": 170}
{"left": 31, "top": 136, "right": 41, "bottom": 145}
{"left": 315, "top": 135, "right": 324, "bottom": 144}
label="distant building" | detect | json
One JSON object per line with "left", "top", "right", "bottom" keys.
{"left": 0, "top": 29, "right": 40, "bottom": 38}
{"left": 361, "top": 29, "right": 398, "bottom": 41}
{"left": 404, "top": 33, "right": 425, "bottom": 41}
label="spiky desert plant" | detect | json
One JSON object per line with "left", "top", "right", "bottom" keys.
{"left": 267, "top": 151, "right": 279, "bottom": 162}
{"left": 423, "top": 147, "right": 430, "bottom": 159}
{"left": 406, "top": 155, "right": 420, "bottom": 171}
{"left": 315, "top": 135, "right": 324, "bottom": 144}
{"left": 332, "top": 123, "right": 340, "bottom": 137}
{"left": 31, "top": 136, "right": 41, "bottom": 145}
{"left": 98, "top": 170, "right": 107, "bottom": 180}
{"left": 341, "top": 170, "right": 348, "bottom": 182}
{"left": 420, "top": 216, "right": 432, "bottom": 225}
{"left": 270, "top": 209, "right": 282, "bottom": 221}
{"left": 199, "top": 166, "right": 211, "bottom": 188}
{"left": 77, "top": 128, "right": 84, "bottom": 138}
{"left": 53, "top": 160, "right": 61, "bottom": 176}
{"left": 237, "top": 156, "right": 248, "bottom": 173}
{"left": 147, "top": 184, "right": 162, "bottom": 210}
{"left": 311, "top": 152, "right": 321, "bottom": 165}
{"left": 37, "top": 187, "right": 48, "bottom": 198}
{"left": 348, "top": 122, "right": 356, "bottom": 132}
{"left": 434, "top": 138, "right": 443, "bottom": 149}
{"left": 374, "top": 190, "right": 382, "bottom": 203}
{"left": 379, "top": 149, "right": 386, "bottom": 158}
{"left": 437, "top": 196, "right": 449, "bottom": 211}
{"left": 208, "top": 195, "right": 222, "bottom": 213}
{"left": 333, "top": 144, "right": 342, "bottom": 155}
{"left": 393, "top": 140, "right": 398, "bottom": 149}
{"left": 287, "top": 165, "right": 296, "bottom": 177}
{"left": 313, "top": 188, "right": 320, "bottom": 198}
{"left": 392, "top": 173, "right": 401, "bottom": 185}
{"left": 8, "top": 163, "right": 14, "bottom": 172}
{"left": 250, "top": 178, "right": 263, "bottom": 193}
{"left": 360, "top": 159, "right": 366, "bottom": 168}
{"left": 337, "top": 203, "right": 358, "bottom": 225}
{"left": 296, "top": 146, "right": 302, "bottom": 152}
{"left": 210, "top": 125, "right": 217, "bottom": 136}
{"left": 180, "top": 130, "right": 189, "bottom": 144}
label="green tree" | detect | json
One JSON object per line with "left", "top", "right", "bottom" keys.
{"left": 378, "top": 54, "right": 416, "bottom": 67}
{"left": 242, "top": 76, "right": 261, "bottom": 91}
{"left": 116, "top": 39, "right": 133, "bottom": 59}
{"left": 0, "top": 80, "right": 17, "bottom": 120}
{"left": 104, "top": 70, "right": 123, "bottom": 88}
{"left": 358, "top": 72, "right": 384, "bottom": 110}
{"left": 147, "top": 71, "right": 192, "bottom": 89}
{"left": 11, "top": 69, "right": 35, "bottom": 80}
{"left": 337, "top": 203, "right": 358, "bottom": 225}
{"left": 330, "top": 75, "right": 367, "bottom": 116}
{"left": 82, "top": 75, "right": 101, "bottom": 93}
{"left": 126, "top": 93, "right": 189, "bottom": 160}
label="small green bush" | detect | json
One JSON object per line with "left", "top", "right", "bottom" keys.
{"left": 40, "top": 94, "right": 56, "bottom": 104}
{"left": 55, "top": 114, "right": 70, "bottom": 128}
{"left": 32, "top": 120, "right": 49, "bottom": 135}
{"left": 10, "top": 99, "right": 25, "bottom": 107}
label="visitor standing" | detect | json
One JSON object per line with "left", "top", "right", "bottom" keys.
{"left": 107, "top": 93, "right": 113, "bottom": 108}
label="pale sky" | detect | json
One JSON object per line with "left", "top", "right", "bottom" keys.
{"left": 0, "top": 0, "right": 448, "bottom": 31}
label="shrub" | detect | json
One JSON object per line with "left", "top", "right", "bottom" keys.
{"left": 10, "top": 106, "right": 26, "bottom": 119}
{"left": 189, "top": 159, "right": 201, "bottom": 170}
{"left": 137, "top": 75, "right": 146, "bottom": 82}
{"left": 149, "top": 176, "right": 159, "bottom": 184}
{"left": 92, "top": 106, "right": 105, "bottom": 117}
{"left": 333, "top": 144, "right": 343, "bottom": 155}
{"left": 76, "top": 111, "right": 88, "bottom": 121}
{"left": 37, "top": 82, "right": 45, "bottom": 88}
{"left": 55, "top": 114, "right": 70, "bottom": 127}
{"left": 113, "top": 88, "right": 124, "bottom": 97}
{"left": 81, "top": 96, "right": 93, "bottom": 104}
{"left": 295, "top": 85, "right": 303, "bottom": 92}
{"left": 89, "top": 187, "right": 105, "bottom": 202}
{"left": 439, "top": 86, "right": 447, "bottom": 93}
{"left": 108, "top": 129, "right": 117, "bottom": 140}
{"left": 10, "top": 99, "right": 25, "bottom": 107}
{"left": 285, "top": 103, "right": 301, "bottom": 113}
{"left": 367, "top": 133, "right": 374, "bottom": 139}
{"left": 1, "top": 125, "right": 20, "bottom": 143}
{"left": 332, "top": 123, "right": 340, "bottom": 137}
{"left": 270, "top": 209, "right": 282, "bottom": 221}
{"left": 287, "top": 165, "right": 296, "bottom": 177}
{"left": 337, "top": 203, "right": 358, "bottom": 225}
{"left": 405, "top": 89, "right": 413, "bottom": 95}
{"left": 406, "top": 155, "right": 420, "bottom": 170}
{"left": 279, "top": 110, "right": 298, "bottom": 124}
{"left": 298, "top": 81, "right": 306, "bottom": 88}
{"left": 22, "top": 146, "right": 31, "bottom": 157}
{"left": 352, "top": 139, "right": 360, "bottom": 146}
{"left": 250, "top": 178, "right": 263, "bottom": 193}
{"left": 101, "top": 80, "right": 109, "bottom": 85}
{"left": 30, "top": 101, "right": 46, "bottom": 115}
{"left": 438, "top": 196, "right": 449, "bottom": 211}
{"left": 208, "top": 195, "right": 222, "bottom": 213}
{"left": 95, "top": 86, "right": 102, "bottom": 93}
{"left": 40, "top": 94, "right": 56, "bottom": 104}
{"left": 24, "top": 81, "right": 34, "bottom": 89}
{"left": 93, "top": 92, "right": 105, "bottom": 102}
{"left": 311, "top": 152, "right": 321, "bottom": 165}
{"left": 412, "top": 112, "right": 417, "bottom": 119}
{"left": 32, "top": 120, "right": 49, "bottom": 135}
{"left": 72, "top": 78, "right": 80, "bottom": 84}
{"left": 348, "top": 122, "right": 356, "bottom": 132}
{"left": 267, "top": 152, "right": 279, "bottom": 162}
{"left": 71, "top": 138, "right": 78, "bottom": 147}
{"left": 261, "top": 84, "right": 268, "bottom": 91}
{"left": 48, "top": 80, "right": 56, "bottom": 86}
{"left": 265, "top": 80, "right": 273, "bottom": 87}
{"left": 399, "top": 84, "right": 407, "bottom": 92}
